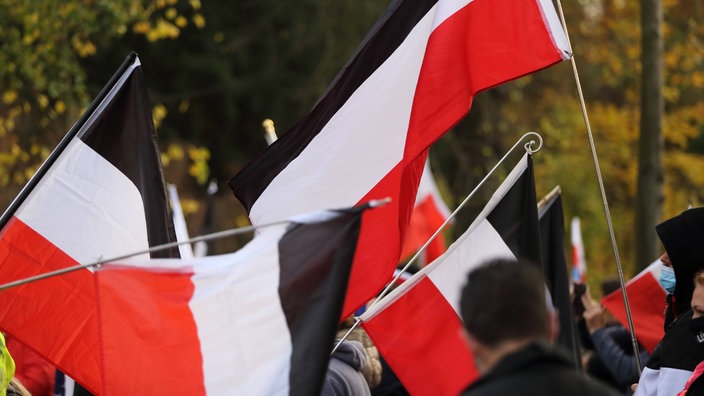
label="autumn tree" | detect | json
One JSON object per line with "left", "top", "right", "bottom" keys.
{"left": 0, "top": 0, "right": 210, "bottom": 210}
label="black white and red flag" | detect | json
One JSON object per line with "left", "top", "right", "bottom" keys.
{"left": 95, "top": 205, "right": 368, "bottom": 395}
{"left": 229, "top": 0, "right": 572, "bottom": 317}
{"left": 0, "top": 53, "right": 178, "bottom": 393}
{"left": 360, "top": 154, "right": 542, "bottom": 396}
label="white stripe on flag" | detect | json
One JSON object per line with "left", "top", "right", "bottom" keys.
{"left": 247, "top": 9, "right": 434, "bottom": 224}
{"left": 16, "top": 138, "right": 149, "bottom": 265}
{"left": 190, "top": 226, "right": 292, "bottom": 395}
{"left": 538, "top": 0, "right": 572, "bottom": 53}
{"left": 428, "top": 218, "right": 514, "bottom": 314}
{"left": 432, "top": 1, "right": 472, "bottom": 29}
{"left": 364, "top": 154, "right": 529, "bottom": 319}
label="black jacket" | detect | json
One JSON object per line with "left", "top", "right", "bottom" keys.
{"left": 636, "top": 310, "right": 704, "bottom": 396}
{"left": 461, "top": 342, "right": 620, "bottom": 396}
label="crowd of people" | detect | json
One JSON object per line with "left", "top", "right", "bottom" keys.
{"left": 458, "top": 207, "right": 704, "bottom": 396}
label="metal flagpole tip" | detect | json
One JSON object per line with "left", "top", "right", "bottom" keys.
{"left": 368, "top": 197, "right": 392, "bottom": 208}
{"left": 523, "top": 131, "right": 544, "bottom": 154}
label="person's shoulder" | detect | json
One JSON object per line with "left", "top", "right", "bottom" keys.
{"left": 459, "top": 383, "right": 506, "bottom": 396}
{"left": 461, "top": 376, "right": 620, "bottom": 396}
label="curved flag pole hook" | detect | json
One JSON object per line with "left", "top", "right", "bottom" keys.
{"left": 333, "top": 131, "right": 544, "bottom": 355}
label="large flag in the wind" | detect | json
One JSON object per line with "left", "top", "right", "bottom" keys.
{"left": 95, "top": 206, "right": 367, "bottom": 395}
{"left": 0, "top": 53, "right": 178, "bottom": 393}
{"left": 229, "top": 0, "right": 571, "bottom": 316}
{"left": 537, "top": 187, "right": 581, "bottom": 368}
{"left": 360, "top": 154, "right": 541, "bottom": 396}
{"left": 601, "top": 259, "right": 666, "bottom": 353}
{"left": 400, "top": 158, "right": 452, "bottom": 264}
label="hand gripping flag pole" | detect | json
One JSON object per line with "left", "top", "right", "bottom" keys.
{"left": 334, "top": 131, "right": 544, "bottom": 354}
{"left": 554, "top": 0, "right": 642, "bottom": 375}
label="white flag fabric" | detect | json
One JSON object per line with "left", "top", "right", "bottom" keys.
{"left": 230, "top": 0, "right": 571, "bottom": 318}
{"left": 95, "top": 207, "right": 367, "bottom": 395}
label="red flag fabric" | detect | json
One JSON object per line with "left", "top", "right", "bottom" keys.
{"left": 0, "top": 54, "right": 179, "bottom": 393}
{"left": 400, "top": 159, "right": 452, "bottom": 264}
{"left": 229, "top": 0, "right": 571, "bottom": 317}
{"left": 361, "top": 154, "right": 541, "bottom": 396}
{"left": 601, "top": 259, "right": 666, "bottom": 354}
{"left": 95, "top": 207, "right": 365, "bottom": 395}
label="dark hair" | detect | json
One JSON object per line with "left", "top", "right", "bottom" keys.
{"left": 460, "top": 257, "right": 549, "bottom": 347}
{"left": 601, "top": 277, "right": 621, "bottom": 297}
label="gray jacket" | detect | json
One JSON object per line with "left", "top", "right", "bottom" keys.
{"left": 321, "top": 340, "right": 371, "bottom": 396}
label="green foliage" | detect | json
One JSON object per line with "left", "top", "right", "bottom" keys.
{"left": 0, "top": 0, "right": 209, "bottom": 206}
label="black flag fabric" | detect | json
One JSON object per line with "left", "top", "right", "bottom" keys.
{"left": 537, "top": 186, "right": 582, "bottom": 368}
{"left": 361, "top": 153, "right": 543, "bottom": 395}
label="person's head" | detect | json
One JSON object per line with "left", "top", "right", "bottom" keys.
{"left": 691, "top": 270, "right": 704, "bottom": 319}
{"left": 460, "top": 257, "right": 552, "bottom": 349}
{"left": 655, "top": 207, "right": 704, "bottom": 314}
{"left": 601, "top": 277, "right": 621, "bottom": 297}
{"left": 689, "top": 270, "right": 704, "bottom": 348}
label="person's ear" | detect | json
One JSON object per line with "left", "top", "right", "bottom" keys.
{"left": 460, "top": 327, "right": 478, "bottom": 351}
{"left": 461, "top": 328, "right": 488, "bottom": 373}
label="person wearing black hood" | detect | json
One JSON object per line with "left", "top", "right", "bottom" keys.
{"left": 634, "top": 207, "right": 704, "bottom": 396}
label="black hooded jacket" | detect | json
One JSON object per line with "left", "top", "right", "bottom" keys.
{"left": 635, "top": 208, "right": 704, "bottom": 396}
{"left": 655, "top": 207, "right": 704, "bottom": 318}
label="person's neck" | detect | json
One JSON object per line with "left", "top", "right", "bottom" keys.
{"left": 474, "top": 338, "right": 534, "bottom": 374}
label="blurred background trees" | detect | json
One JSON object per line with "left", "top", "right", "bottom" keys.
{"left": 0, "top": 0, "right": 702, "bottom": 289}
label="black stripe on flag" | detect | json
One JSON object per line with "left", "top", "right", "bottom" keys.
{"left": 277, "top": 207, "right": 364, "bottom": 396}
{"left": 486, "top": 155, "right": 542, "bottom": 266}
{"left": 538, "top": 188, "right": 582, "bottom": 368}
{"left": 77, "top": 58, "right": 179, "bottom": 258}
{"left": 229, "top": 0, "right": 436, "bottom": 210}
{"left": 0, "top": 53, "right": 135, "bottom": 230}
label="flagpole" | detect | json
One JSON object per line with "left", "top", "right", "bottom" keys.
{"left": 0, "top": 53, "right": 139, "bottom": 231}
{"left": 333, "top": 131, "right": 543, "bottom": 355}
{"left": 0, "top": 198, "right": 391, "bottom": 293}
{"left": 555, "top": 0, "right": 642, "bottom": 374}
{"left": 0, "top": 219, "right": 288, "bottom": 293}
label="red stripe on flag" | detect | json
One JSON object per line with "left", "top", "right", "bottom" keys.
{"left": 405, "top": 0, "right": 565, "bottom": 155}
{"left": 362, "top": 277, "right": 477, "bottom": 396}
{"left": 96, "top": 266, "right": 204, "bottom": 395}
{"left": 343, "top": 155, "right": 426, "bottom": 315}
{"left": 601, "top": 271, "right": 665, "bottom": 353}
{"left": 401, "top": 195, "right": 448, "bottom": 263}
{"left": 0, "top": 216, "right": 100, "bottom": 393}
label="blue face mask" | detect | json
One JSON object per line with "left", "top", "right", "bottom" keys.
{"left": 659, "top": 265, "right": 676, "bottom": 294}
